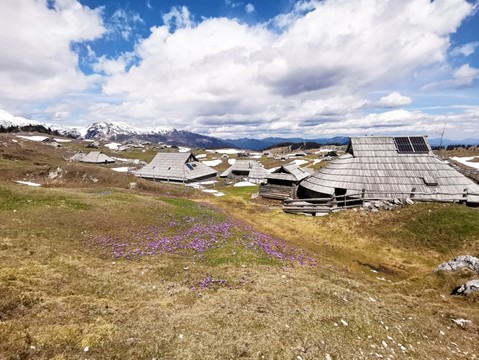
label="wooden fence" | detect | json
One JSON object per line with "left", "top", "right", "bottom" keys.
{"left": 259, "top": 184, "right": 293, "bottom": 200}
{"left": 283, "top": 189, "right": 478, "bottom": 215}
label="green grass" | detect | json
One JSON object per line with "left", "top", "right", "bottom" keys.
{"left": 0, "top": 186, "right": 89, "bottom": 211}
{"left": 365, "top": 203, "right": 479, "bottom": 253}
{"left": 2, "top": 134, "right": 479, "bottom": 359}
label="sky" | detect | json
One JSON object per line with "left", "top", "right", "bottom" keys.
{"left": 0, "top": 0, "right": 479, "bottom": 140}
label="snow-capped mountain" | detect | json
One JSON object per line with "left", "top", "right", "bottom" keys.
{"left": 83, "top": 122, "right": 234, "bottom": 148}
{"left": 0, "top": 109, "right": 234, "bottom": 148}
{"left": 0, "top": 109, "right": 82, "bottom": 138}
{"left": 0, "top": 109, "right": 41, "bottom": 128}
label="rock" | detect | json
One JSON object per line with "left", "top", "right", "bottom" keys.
{"left": 405, "top": 198, "right": 414, "bottom": 205}
{"left": 434, "top": 255, "right": 479, "bottom": 274}
{"left": 370, "top": 208, "right": 379, "bottom": 213}
{"left": 129, "top": 182, "right": 137, "bottom": 189}
{"left": 451, "top": 279, "right": 479, "bottom": 295}
{"left": 451, "top": 318, "right": 472, "bottom": 328}
{"left": 363, "top": 201, "right": 374, "bottom": 210}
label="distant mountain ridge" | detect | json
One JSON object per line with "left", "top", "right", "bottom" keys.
{"left": 0, "top": 110, "right": 234, "bottom": 149}
{"left": 1, "top": 109, "right": 478, "bottom": 150}
{"left": 226, "top": 136, "right": 350, "bottom": 150}
{"left": 83, "top": 122, "right": 235, "bottom": 148}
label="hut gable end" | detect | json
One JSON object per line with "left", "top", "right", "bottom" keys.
{"left": 135, "top": 152, "right": 217, "bottom": 183}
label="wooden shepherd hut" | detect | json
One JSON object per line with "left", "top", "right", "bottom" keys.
{"left": 260, "top": 164, "right": 312, "bottom": 200}
{"left": 135, "top": 152, "right": 217, "bottom": 183}
{"left": 78, "top": 151, "right": 116, "bottom": 164}
{"left": 294, "top": 136, "right": 479, "bottom": 207}
{"left": 220, "top": 160, "right": 269, "bottom": 184}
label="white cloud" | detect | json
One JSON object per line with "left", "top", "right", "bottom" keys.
{"left": 245, "top": 3, "right": 255, "bottom": 13}
{"left": 377, "top": 92, "right": 412, "bottom": 108}
{"left": 107, "top": 8, "right": 143, "bottom": 41}
{"left": 162, "top": 6, "right": 194, "bottom": 30}
{"left": 92, "top": 0, "right": 473, "bottom": 138}
{"left": 0, "top": 0, "right": 104, "bottom": 110}
{"left": 0, "top": 0, "right": 477, "bottom": 140}
{"left": 423, "top": 64, "right": 479, "bottom": 90}
{"left": 450, "top": 41, "right": 479, "bottom": 57}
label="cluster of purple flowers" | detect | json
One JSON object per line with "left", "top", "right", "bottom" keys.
{"left": 191, "top": 274, "right": 250, "bottom": 291}
{"left": 85, "top": 216, "right": 316, "bottom": 266}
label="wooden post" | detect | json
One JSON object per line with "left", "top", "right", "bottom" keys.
{"left": 291, "top": 184, "right": 297, "bottom": 199}
{"left": 410, "top": 187, "right": 416, "bottom": 199}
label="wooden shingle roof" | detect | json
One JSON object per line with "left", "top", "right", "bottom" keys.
{"left": 80, "top": 151, "right": 115, "bottom": 163}
{"left": 220, "top": 160, "right": 269, "bottom": 180}
{"left": 300, "top": 136, "right": 479, "bottom": 203}
{"left": 135, "top": 152, "right": 217, "bottom": 182}
{"left": 267, "top": 164, "right": 312, "bottom": 182}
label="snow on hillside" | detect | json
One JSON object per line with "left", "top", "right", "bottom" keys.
{"left": 0, "top": 109, "right": 41, "bottom": 128}
{"left": 451, "top": 156, "right": 479, "bottom": 169}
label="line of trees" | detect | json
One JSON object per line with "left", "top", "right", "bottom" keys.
{"left": 263, "top": 141, "right": 344, "bottom": 151}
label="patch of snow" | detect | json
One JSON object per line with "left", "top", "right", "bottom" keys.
{"left": 179, "top": 147, "right": 191, "bottom": 153}
{"left": 202, "top": 159, "right": 222, "bottom": 166}
{"left": 111, "top": 156, "right": 129, "bottom": 162}
{"left": 213, "top": 192, "right": 225, "bottom": 197}
{"left": 313, "top": 159, "right": 322, "bottom": 165}
{"left": 105, "top": 142, "right": 122, "bottom": 150}
{"left": 208, "top": 148, "right": 240, "bottom": 155}
{"left": 451, "top": 156, "right": 479, "bottom": 169}
{"left": 17, "top": 135, "right": 48, "bottom": 142}
{"left": 111, "top": 167, "right": 130, "bottom": 173}
{"left": 196, "top": 154, "right": 207, "bottom": 158}
{"left": 198, "top": 180, "right": 217, "bottom": 185}
{"left": 289, "top": 159, "right": 309, "bottom": 166}
{"left": 315, "top": 148, "right": 333, "bottom": 154}
{"left": 15, "top": 181, "right": 41, "bottom": 187}
{"left": 234, "top": 181, "right": 257, "bottom": 187}
{"left": 250, "top": 155, "right": 262, "bottom": 159}
{"left": 53, "top": 138, "right": 71, "bottom": 143}
{"left": 228, "top": 158, "right": 236, "bottom": 165}
{"left": 202, "top": 189, "right": 218, "bottom": 193}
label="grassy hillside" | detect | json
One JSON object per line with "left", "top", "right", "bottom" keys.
{"left": 1, "top": 134, "right": 479, "bottom": 359}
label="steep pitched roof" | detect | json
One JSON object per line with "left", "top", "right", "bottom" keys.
{"left": 80, "top": 151, "right": 115, "bottom": 163}
{"left": 267, "top": 163, "right": 312, "bottom": 182}
{"left": 135, "top": 152, "right": 217, "bottom": 182}
{"left": 299, "top": 136, "right": 479, "bottom": 203}
{"left": 220, "top": 160, "right": 269, "bottom": 179}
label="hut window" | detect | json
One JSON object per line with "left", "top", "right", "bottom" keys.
{"left": 422, "top": 176, "right": 438, "bottom": 186}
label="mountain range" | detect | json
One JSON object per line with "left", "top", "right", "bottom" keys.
{"left": 1, "top": 109, "right": 478, "bottom": 150}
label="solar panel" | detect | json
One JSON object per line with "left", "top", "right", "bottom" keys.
{"left": 409, "top": 137, "right": 429, "bottom": 153}
{"left": 394, "top": 136, "right": 429, "bottom": 154}
{"left": 394, "top": 137, "right": 413, "bottom": 152}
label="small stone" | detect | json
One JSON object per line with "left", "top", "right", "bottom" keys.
{"left": 325, "top": 354, "right": 332, "bottom": 360}
{"left": 126, "top": 338, "right": 135, "bottom": 345}
{"left": 451, "top": 318, "right": 472, "bottom": 327}
{"left": 179, "top": 334, "right": 184, "bottom": 340}
{"left": 405, "top": 198, "right": 414, "bottom": 205}
{"left": 84, "top": 346, "right": 89, "bottom": 352}
{"left": 340, "top": 319, "right": 348, "bottom": 326}
{"left": 382, "top": 341, "right": 388, "bottom": 348}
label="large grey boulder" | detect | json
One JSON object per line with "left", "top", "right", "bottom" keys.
{"left": 451, "top": 279, "right": 479, "bottom": 295}
{"left": 434, "top": 255, "right": 479, "bottom": 274}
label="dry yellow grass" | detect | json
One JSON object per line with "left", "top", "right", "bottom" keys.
{"left": 1, "top": 134, "right": 479, "bottom": 359}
